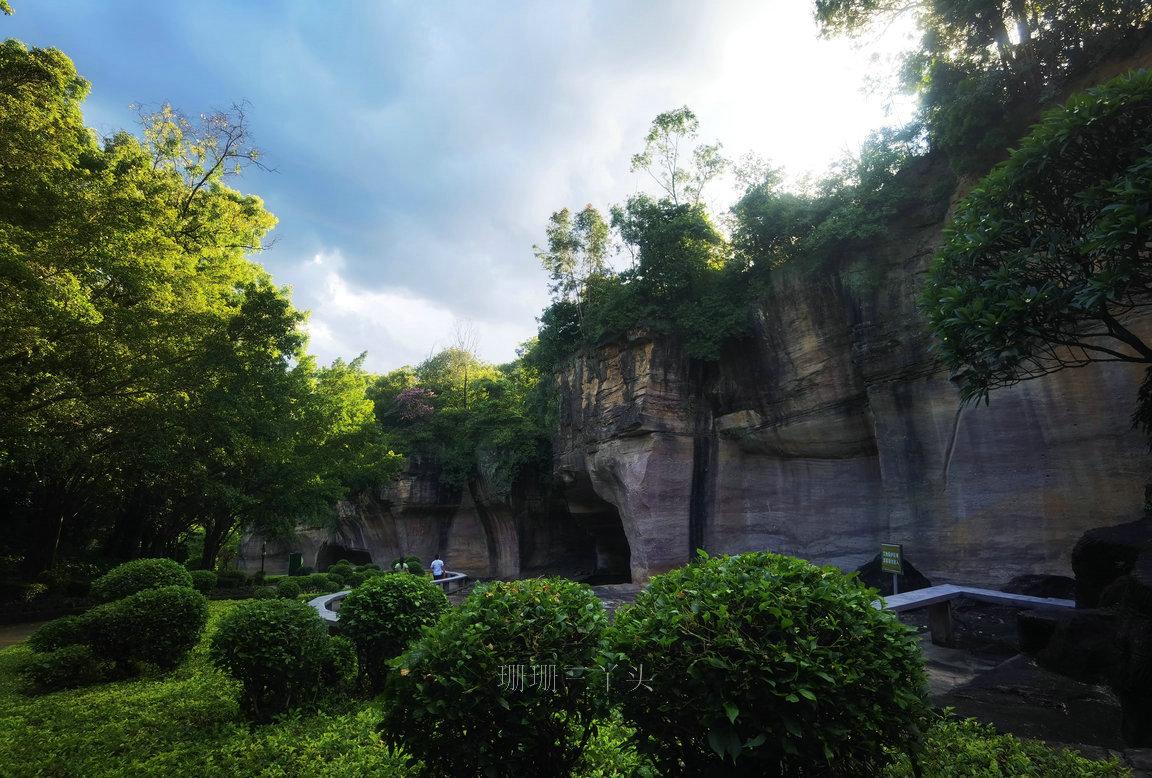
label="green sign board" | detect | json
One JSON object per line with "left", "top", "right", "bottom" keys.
{"left": 880, "top": 543, "right": 903, "bottom": 575}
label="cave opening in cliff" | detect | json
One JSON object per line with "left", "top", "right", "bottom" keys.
{"left": 579, "top": 506, "right": 632, "bottom": 585}
{"left": 316, "top": 542, "right": 372, "bottom": 571}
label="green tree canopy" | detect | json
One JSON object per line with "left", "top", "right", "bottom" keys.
{"left": 923, "top": 69, "right": 1152, "bottom": 427}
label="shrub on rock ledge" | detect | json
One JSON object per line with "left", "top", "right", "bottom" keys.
{"left": 339, "top": 573, "right": 447, "bottom": 692}
{"left": 609, "top": 552, "right": 926, "bottom": 775}
{"left": 90, "top": 558, "right": 192, "bottom": 602}
{"left": 380, "top": 578, "right": 609, "bottom": 777}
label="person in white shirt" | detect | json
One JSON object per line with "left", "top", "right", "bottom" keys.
{"left": 430, "top": 556, "right": 445, "bottom": 580}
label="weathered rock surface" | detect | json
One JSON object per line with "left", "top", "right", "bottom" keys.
{"left": 238, "top": 462, "right": 598, "bottom": 579}
{"left": 553, "top": 150, "right": 1152, "bottom": 586}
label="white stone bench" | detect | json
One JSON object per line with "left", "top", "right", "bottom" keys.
{"left": 877, "top": 584, "right": 1075, "bottom": 646}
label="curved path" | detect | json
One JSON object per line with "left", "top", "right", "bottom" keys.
{"left": 308, "top": 571, "right": 469, "bottom": 623}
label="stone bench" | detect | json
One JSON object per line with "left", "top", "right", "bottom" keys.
{"left": 878, "top": 584, "right": 1075, "bottom": 646}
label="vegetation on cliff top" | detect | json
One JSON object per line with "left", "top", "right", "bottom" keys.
{"left": 528, "top": 1, "right": 1151, "bottom": 376}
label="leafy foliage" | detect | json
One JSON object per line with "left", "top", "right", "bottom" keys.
{"left": 338, "top": 572, "right": 448, "bottom": 692}
{"left": 19, "top": 644, "right": 113, "bottom": 694}
{"left": 189, "top": 569, "right": 217, "bottom": 593}
{"left": 85, "top": 585, "right": 208, "bottom": 671}
{"left": 90, "top": 558, "right": 192, "bottom": 602}
{"left": 0, "top": 40, "right": 402, "bottom": 579}
{"left": 816, "top": 0, "right": 1152, "bottom": 173}
{"left": 884, "top": 715, "right": 1129, "bottom": 777}
{"left": 609, "top": 552, "right": 926, "bottom": 774}
{"left": 276, "top": 578, "right": 302, "bottom": 599}
{"left": 26, "top": 614, "right": 87, "bottom": 653}
{"left": 380, "top": 578, "right": 610, "bottom": 777}
{"left": 208, "top": 599, "right": 336, "bottom": 721}
{"left": 924, "top": 70, "right": 1152, "bottom": 425}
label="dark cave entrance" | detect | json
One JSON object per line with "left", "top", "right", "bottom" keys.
{"left": 576, "top": 504, "right": 632, "bottom": 585}
{"left": 316, "top": 542, "right": 372, "bottom": 571}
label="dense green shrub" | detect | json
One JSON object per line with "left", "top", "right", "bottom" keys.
{"left": 381, "top": 578, "right": 609, "bottom": 777}
{"left": 189, "top": 570, "right": 217, "bottom": 594}
{"left": 609, "top": 552, "right": 926, "bottom": 774}
{"left": 26, "top": 615, "right": 86, "bottom": 653}
{"left": 884, "top": 716, "right": 1129, "bottom": 777}
{"left": 86, "top": 585, "right": 208, "bottom": 671}
{"left": 90, "top": 558, "right": 192, "bottom": 602}
{"left": 252, "top": 586, "right": 277, "bottom": 599}
{"left": 276, "top": 579, "right": 302, "bottom": 599}
{"left": 339, "top": 573, "right": 447, "bottom": 692}
{"left": 326, "top": 561, "right": 354, "bottom": 582}
{"left": 303, "top": 572, "right": 336, "bottom": 592}
{"left": 208, "top": 599, "right": 335, "bottom": 721}
{"left": 323, "top": 634, "right": 358, "bottom": 693}
{"left": 19, "top": 644, "right": 113, "bottom": 694}
{"left": 403, "top": 556, "right": 422, "bottom": 575}
{"left": 325, "top": 574, "right": 344, "bottom": 591}
{"left": 215, "top": 570, "right": 248, "bottom": 589}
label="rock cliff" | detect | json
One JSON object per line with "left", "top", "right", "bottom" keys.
{"left": 553, "top": 147, "right": 1152, "bottom": 586}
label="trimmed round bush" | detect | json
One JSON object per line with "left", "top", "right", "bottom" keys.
{"left": 339, "top": 572, "right": 448, "bottom": 692}
{"left": 86, "top": 585, "right": 208, "bottom": 671}
{"left": 27, "top": 615, "right": 87, "bottom": 653}
{"left": 20, "top": 644, "right": 114, "bottom": 694}
{"left": 209, "top": 598, "right": 335, "bottom": 721}
{"left": 277, "top": 579, "right": 302, "bottom": 599}
{"left": 90, "top": 558, "right": 192, "bottom": 602}
{"left": 381, "top": 578, "right": 608, "bottom": 776}
{"left": 215, "top": 569, "right": 249, "bottom": 589}
{"left": 189, "top": 569, "right": 217, "bottom": 594}
{"left": 608, "top": 552, "right": 926, "bottom": 774}
{"left": 404, "top": 556, "right": 423, "bottom": 575}
{"left": 327, "top": 560, "right": 354, "bottom": 582}
{"left": 252, "top": 585, "right": 277, "bottom": 599}
{"left": 302, "top": 572, "right": 334, "bottom": 592}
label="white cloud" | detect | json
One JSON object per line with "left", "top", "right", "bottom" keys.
{"left": 284, "top": 251, "right": 536, "bottom": 371}
{"left": 10, "top": 0, "right": 921, "bottom": 372}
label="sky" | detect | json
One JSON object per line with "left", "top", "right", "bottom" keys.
{"left": 5, "top": 1, "right": 917, "bottom": 373}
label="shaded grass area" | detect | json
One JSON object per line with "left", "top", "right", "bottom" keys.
{"left": 0, "top": 601, "right": 410, "bottom": 777}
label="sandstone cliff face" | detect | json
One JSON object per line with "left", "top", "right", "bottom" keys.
{"left": 553, "top": 153, "right": 1152, "bottom": 587}
{"left": 238, "top": 461, "right": 598, "bottom": 579}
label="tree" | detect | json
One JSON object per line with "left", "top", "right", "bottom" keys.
{"left": 534, "top": 205, "right": 610, "bottom": 303}
{"left": 815, "top": 0, "right": 1152, "bottom": 172}
{"left": 629, "top": 106, "right": 727, "bottom": 206}
{"left": 923, "top": 70, "right": 1152, "bottom": 430}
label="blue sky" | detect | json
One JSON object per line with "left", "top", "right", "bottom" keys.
{"left": 5, "top": 1, "right": 914, "bottom": 372}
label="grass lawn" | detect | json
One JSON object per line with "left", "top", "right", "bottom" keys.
{"left": 0, "top": 601, "right": 411, "bottom": 777}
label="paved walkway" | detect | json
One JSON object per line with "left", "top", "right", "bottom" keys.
{"left": 0, "top": 621, "right": 45, "bottom": 649}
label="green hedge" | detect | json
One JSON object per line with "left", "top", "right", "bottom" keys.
{"left": 208, "top": 599, "right": 337, "bottom": 721}
{"left": 86, "top": 586, "right": 208, "bottom": 671}
{"left": 19, "top": 644, "right": 114, "bottom": 694}
{"left": 90, "top": 558, "right": 192, "bottom": 602}
{"left": 381, "top": 578, "right": 608, "bottom": 775}
{"left": 609, "top": 552, "right": 926, "bottom": 774}
{"left": 339, "top": 573, "right": 447, "bottom": 692}
{"left": 189, "top": 570, "right": 217, "bottom": 594}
